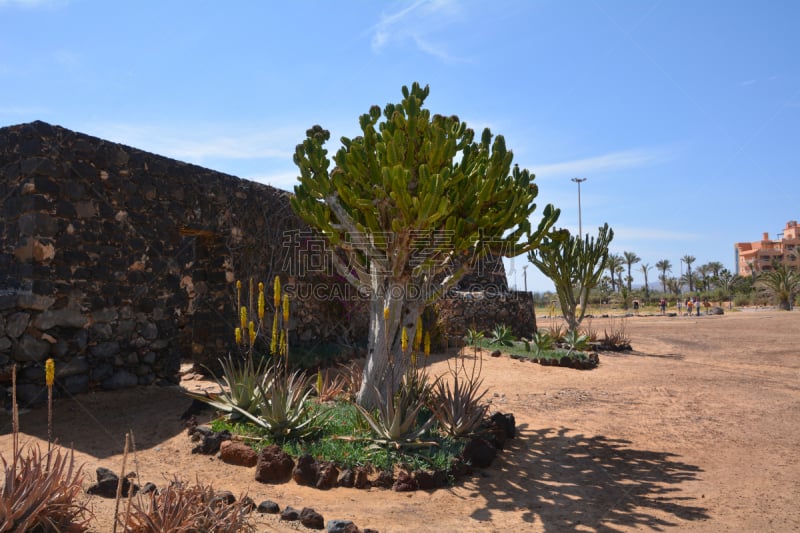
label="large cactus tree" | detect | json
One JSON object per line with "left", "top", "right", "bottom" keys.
{"left": 292, "top": 83, "right": 559, "bottom": 408}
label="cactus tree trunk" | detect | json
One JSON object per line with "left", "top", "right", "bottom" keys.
{"left": 356, "top": 275, "right": 424, "bottom": 409}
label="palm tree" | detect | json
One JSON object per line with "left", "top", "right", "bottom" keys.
{"left": 623, "top": 251, "right": 641, "bottom": 292}
{"left": 696, "top": 263, "right": 711, "bottom": 292}
{"left": 682, "top": 255, "right": 696, "bottom": 291}
{"left": 656, "top": 259, "right": 672, "bottom": 293}
{"left": 666, "top": 277, "right": 682, "bottom": 295}
{"left": 606, "top": 254, "right": 623, "bottom": 292}
{"left": 615, "top": 265, "right": 625, "bottom": 292}
{"left": 681, "top": 271, "right": 696, "bottom": 295}
{"left": 706, "top": 261, "right": 724, "bottom": 279}
{"left": 640, "top": 263, "right": 652, "bottom": 298}
{"left": 757, "top": 262, "right": 800, "bottom": 310}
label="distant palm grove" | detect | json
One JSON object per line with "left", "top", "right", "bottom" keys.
{"left": 531, "top": 250, "right": 799, "bottom": 311}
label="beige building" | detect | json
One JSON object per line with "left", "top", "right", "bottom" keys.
{"left": 735, "top": 220, "right": 800, "bottom": 276}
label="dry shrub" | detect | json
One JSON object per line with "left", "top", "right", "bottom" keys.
{"left": 0, "top": 444, "right": 91, "bottom": 533}
{"left": 337, "top": 360, "right": 364, "bottom": 401}
{"left": 315, "top": 367, "right": 348, "bottom": 402}
{"left": 121, "top": 478, "right": 254, "bottom": 533}
{"left": 1, "top": 366, "right": 91, "bottom": 533}
{"left": 602, "top": 316, "right": 631, "bottom": 350}
{"left": 547, "top": 324, "right": 567, "bottom": 343}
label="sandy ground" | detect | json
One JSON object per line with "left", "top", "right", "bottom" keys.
{"left": 1, "top": 309, "right": 799, "bottom": 532}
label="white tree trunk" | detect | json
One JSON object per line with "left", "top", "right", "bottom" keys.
{"left": 355, "top": 276, "right": 424, "bottom": 410}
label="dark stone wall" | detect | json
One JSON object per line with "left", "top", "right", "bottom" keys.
{"left": 434, "top": 290, "right": 536, "bottom": 347}
{"left": 0, "top": 121, "right": 365, "bottom": 406}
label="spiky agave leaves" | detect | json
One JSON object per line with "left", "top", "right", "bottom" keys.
{"left": 185, "top": 354, "right": 270, "bottom": 420}
{"left": 232, "top": 366, "right": 321, "bottom": 440}
{"left": 430, "top": 371, "right": 489, "bottom": 438}
{"left": 354, "top": 379, "right": 436, "bottom": 448}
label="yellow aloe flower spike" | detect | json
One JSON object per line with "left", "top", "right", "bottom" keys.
{"left": 383, "top": 305, "right": 390, "bottom": 322}
{"left": 45, "top": 358, "right": 55, "bottom": 386}
{"left": 411, "top": 351, "right": 417, "bottom": 367}
{"left": 257, "top": 284, "right": 266, "bottom": 320}
{"left": 248, "top": 321, "right": 256, "bottom": 344}
{"left": 279, "top": 329, "right": 287, "bottom": 356}
{"left": 424, "top": 332, "right": 431, "bottom": 358}
{"left": 273, "top": 276, "right": 281, "bottom": 309}
{"left": 282, "top": 294, "right": 290, "bottom": 324}
{"left": 414, "top": 316, "right": 423, "bottom": 352}
{"left": 401, "top": 327, "right": 408, "bottom": 353}
{"left": 235, "top": 327, "right": 242, "bottom": 345}
{"left": 240, "top": 306, "right": 247, "bottom": 331}
{"left": 270, "top": 313, "right": 278, "bottom": 355}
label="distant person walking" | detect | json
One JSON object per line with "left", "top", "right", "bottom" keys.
{"left": 659, "top": 298, "right": 667, "bottom": 315}
{"left": 686, "top": 298, "right": 693, "bottom": 316}
{"left": 694, "top": 297, "right": 700, "bottom": 316}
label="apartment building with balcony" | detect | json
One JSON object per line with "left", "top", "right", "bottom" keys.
{"left": 735, "top": 220, "right": 800, "bottom": 276}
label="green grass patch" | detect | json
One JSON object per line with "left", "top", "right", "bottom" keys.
{"left": 210, "top": 400, "right": 466, "bottom": 473}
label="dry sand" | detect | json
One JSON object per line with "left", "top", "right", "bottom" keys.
{"left": 1, "top": 309, "right": 799, "bottom": 532}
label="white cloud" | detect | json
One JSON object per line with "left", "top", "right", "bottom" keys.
{"left": 368, "top": 0, "right": 464, "bottom": 61}
{"left": 246, "top": 170, "right": 300, "bottom": 192}
{"left": 740, "top": 79, "right": 757, "bottom": 87}
{"left": 87, "top": 122, "right": 296, "bottom": 162}
{"left": 611, "top": 225, "right": 702, "bottom": 242}
{"left": 0, "top": 105, "right": 49, "bottom": 116}
{"left": 532, "top": 148, "right": 670, "bottom": 179}
{"left": 0, "top": 0, "right": 67, "bottom": 7}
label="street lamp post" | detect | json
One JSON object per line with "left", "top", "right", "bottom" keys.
{"left": 571, "top": 177, "right": 587, "bottom": 311}
{"left": 523, "top": 265, "right": 528, "bottom": 293}
{"left": 571, "top": 177, "right": 587, "bottom": 239}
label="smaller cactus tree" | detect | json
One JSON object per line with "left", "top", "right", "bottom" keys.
{"left": 528, "top": 223, "right": 614, "bottom": 332}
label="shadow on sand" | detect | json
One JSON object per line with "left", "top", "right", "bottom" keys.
{"left": 467, "top": 425, "right": 709, "bottom": 531}
{"left": 0, "top": 384, "right": 197, "bottom": 458}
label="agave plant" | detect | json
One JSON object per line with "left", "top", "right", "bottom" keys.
{"left": 233, "top": 367, "right": 321, "bottom": 439}
{"left": 354, "top": 380, "right": 436, "bottom": 448}
{"left": 185, "top": 354, "right": 269, "bottom": 420}
{"left": 563, "top": 329, "right": 590, "bottom": 354}
{"left": 488, "top": 324, "right": 515, "bottom": 347}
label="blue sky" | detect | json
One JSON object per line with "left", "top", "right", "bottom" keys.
{"left": 2, "top": 0, "right": 798, "bottom": 292}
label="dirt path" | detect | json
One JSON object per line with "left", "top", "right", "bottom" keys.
{"left": 2, "top": 310, "right": 799, "bottom": 532}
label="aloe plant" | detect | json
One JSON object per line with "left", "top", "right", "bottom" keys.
{"left": 185, "top": 354, "right": 269, "bottom": 420}
{"left": 463, "top": 327, "right": 484, "bottom": 346}
{"left": 233, "top": 367, "right": 321, "bottom": 439}
{"left": 354, "top": 380, "right": 436, "bottom": 448}
{"left": 431, "top": 370, "right": 488, "bottom": 438}
{"left": 532, "top": 330, "right": 553, "bottom": 356}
